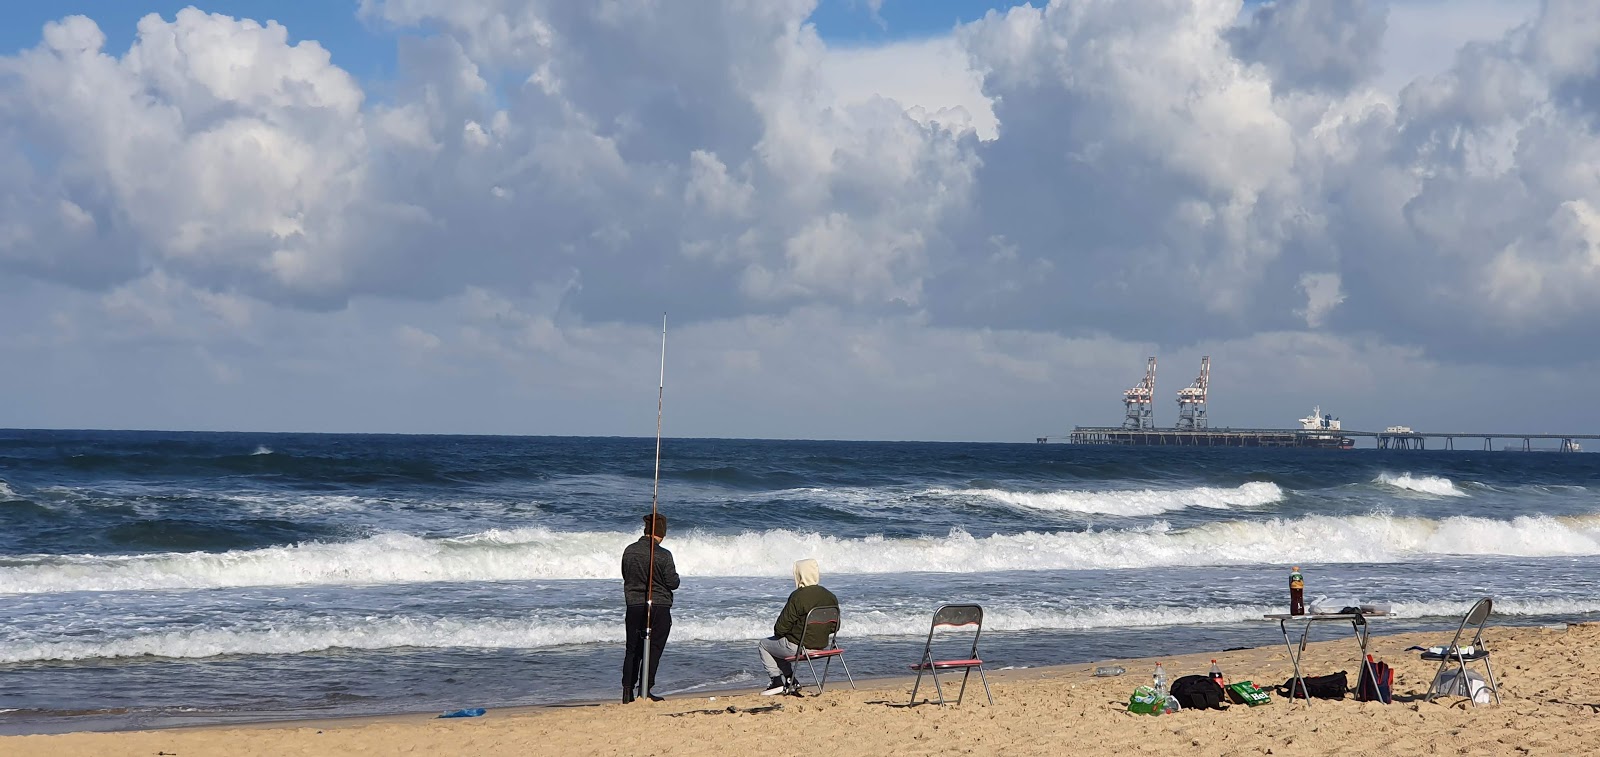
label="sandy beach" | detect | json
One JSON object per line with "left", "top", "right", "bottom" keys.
{"left": 6, "top": 622, "right": 1596, "bottom": 756}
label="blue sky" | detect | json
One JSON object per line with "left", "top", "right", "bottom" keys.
{"left": 0, "top": 1, "right": 1022, "bottom": 67}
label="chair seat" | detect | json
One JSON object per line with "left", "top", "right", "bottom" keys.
{"left": 1421, "top": 649, "right": 1490, "bottom": 662}
{"left": 785, "top": 648, "right": 845, "bottom": 661}
{"left": 910, "top": 658, "right": 984, "bottom": 670}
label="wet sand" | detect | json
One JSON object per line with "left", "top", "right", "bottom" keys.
{"left": 5, "top": 623, "right": 1597, "bottom": 756}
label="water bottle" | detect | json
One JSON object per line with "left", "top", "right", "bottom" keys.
{"left": 1209, "top": 659, "right": 1225, "bottom": 687}
{"left": 1152, "top": 662, "right": 1167, "bottom": 711}
{"left": 1093, "top": 666, "right": 1126, "bottom": 677}
{"left": 1289, "top": 566, "right": 1305, "bottom": 615}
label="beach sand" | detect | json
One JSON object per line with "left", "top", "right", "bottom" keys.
{"left": 6, "top": 623, "right": 1597, "bottom": 756}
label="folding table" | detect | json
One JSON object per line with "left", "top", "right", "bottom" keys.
{"left": 1263, "top": 612, "right": 1387, "bottom": 705}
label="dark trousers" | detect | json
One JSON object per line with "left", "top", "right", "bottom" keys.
{"left": 622, "top": 603, "right": 672, "bottom": 694}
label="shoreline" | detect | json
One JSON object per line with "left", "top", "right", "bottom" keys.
{"left": 7, "top": 622, "right": 1596, "bottom": 755}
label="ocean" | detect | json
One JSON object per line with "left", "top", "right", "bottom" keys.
{"left": 2, "top": 429, "right": 1598, "bottom": 733}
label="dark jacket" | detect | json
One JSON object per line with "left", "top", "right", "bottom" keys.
{"left": 774, "top": 585, "right": 839, "bottom": 649}
{"left": 621, "top": 537, "right": 680, "bottom": 608}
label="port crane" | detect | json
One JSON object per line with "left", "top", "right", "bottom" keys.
{"left": 1122, "top": 357, "right": 1156, "bottom": 430}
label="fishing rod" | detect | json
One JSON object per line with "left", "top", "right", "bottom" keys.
{"left": 639, "top": 313, "right": 666, "bottom": 699}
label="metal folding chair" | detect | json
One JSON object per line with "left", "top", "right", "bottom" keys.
{"left": 781, "top": 605, "right": 855, "bottom": 694}
{"left": 1422, "top": 597, "right": 1500, "bottom": 706}
{"left": 908, "top": 604, "right": 993, "bottom": 706}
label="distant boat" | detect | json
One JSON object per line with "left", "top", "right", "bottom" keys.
{"left": 1298, "top": 406, "right": 1355, "bottom": 449}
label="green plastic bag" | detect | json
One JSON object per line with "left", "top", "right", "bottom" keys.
{"left": 1127, "top": 685, "right": 1160, "bottom": 714}
{"left": 1226, "top": 681, "right": 1271, "bottom": 706}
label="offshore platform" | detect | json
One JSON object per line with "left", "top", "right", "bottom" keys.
{"left": 1059, "top": 357, "right": 1355, "bottom": 448}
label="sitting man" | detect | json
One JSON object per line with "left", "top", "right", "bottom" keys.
{"left": 757, "top": 558, "right": 838, "bottom": 695}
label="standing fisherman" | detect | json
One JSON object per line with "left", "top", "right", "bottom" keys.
{"left": 621, "top": 513, "right": 678, "bottom": 702}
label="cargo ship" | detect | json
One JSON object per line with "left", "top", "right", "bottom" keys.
{"left": 1057, "top": 357, "right": 1355, "bottom": 448}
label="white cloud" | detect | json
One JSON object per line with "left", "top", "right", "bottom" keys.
{"left": 3, "top": 0, "right": 1600, "bottom": 436}
{"left": 1295, "top": 272, "right": 1346, "bottom": 328}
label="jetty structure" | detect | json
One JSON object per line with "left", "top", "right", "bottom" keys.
{"left": 1043, "top": 357, "right": 1597, "bottom": 451}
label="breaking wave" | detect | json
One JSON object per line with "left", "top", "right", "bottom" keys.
{"left": 5, "top": 512, "right": 1600, "bottom": 594}
{"left": 929, "top": 481, "right": 1283, "bottom": 516}
{"left": 1376, "top": 473, "right": 1466, "bottom": 497}
{"left": 0, "top": 605, "right": 1275, "bottom": 663}
{"left": 6, "top": 597, "right": 1595, "bottom": 664}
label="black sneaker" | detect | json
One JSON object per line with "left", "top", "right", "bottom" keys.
{"left": 761, "top": 676, "right": 787, "bottom": 696}
{"left": 646, "top": 692, "right": 664, "bottom": 702}
{"left": 622, "top": 689, "right": 636, "bottom": 704}
{"left": 785, "top": 677, "right": 804, "bottom": 696}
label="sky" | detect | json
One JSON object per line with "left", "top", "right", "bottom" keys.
{"left": 2, "top": 0, "right": 1595, "bottom": 441}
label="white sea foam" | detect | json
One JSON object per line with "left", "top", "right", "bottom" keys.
{"left": 929, "top": 481, "right": 1283, "bottom": 516}
{"left": 0, "top": 480, "right": 17, "bottom": 500}
{"left": 1376, "top": 473, "right": 1465, "bottom": 497}
{"left": 5, "top": 512, "right": 1600, "bottom": 595}
{"left": 4, "top": 597, "right": 1596, "bottom": 664}
{"left": 0, "top": 604, "right": 1274, "bottom": 663}
{"left": 251, "top": 446, "right": 273, "bottom": 456}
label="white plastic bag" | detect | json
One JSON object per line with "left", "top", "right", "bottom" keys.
{"left": 1431, "top": 668, "right": 1492, "bottom": 704}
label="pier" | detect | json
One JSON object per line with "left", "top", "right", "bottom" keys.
{"left": 1364, "top": 430, "right": 1594, "bottom": 451}
{"left": 1059, "top": 427, "right": 1350, "bottom": 448}
{"left": 1047, "top": 356, "right": 1594, "bottom": 451}
{"left": 1041, "top": 428, "right": 1596, "bottom": 451}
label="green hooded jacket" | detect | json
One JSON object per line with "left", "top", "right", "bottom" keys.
{"left": 773, "top": 559, "right": 839, "bottom": 649}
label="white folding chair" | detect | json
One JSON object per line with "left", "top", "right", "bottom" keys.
{"left": 908, "top": 604, "right": 993, "bottom": 706}
{"left": 781, "top": 605, "right": 855, "bottom": 694}
{"left": 1422, "top": 597, "right": 1500, "bottom": 706}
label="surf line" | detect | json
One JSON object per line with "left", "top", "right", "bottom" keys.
{"left": 639, "top": 313, "right": 667, "bottom": 699}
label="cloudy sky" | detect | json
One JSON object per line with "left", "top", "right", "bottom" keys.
{"left": 2, "top": 0, "right": 1595, "bottom": 441}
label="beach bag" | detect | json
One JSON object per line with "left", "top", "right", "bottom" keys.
{"left": 1431, "top": 669, "right": 1492, "bottom": 704}
{"left": 1356, "top": 660, "right": 1394, "bottom": 704}
{"left": 1280, "top": 671, "right": 1347, "bottom": 700}
{"left": 1127, "top": 686, "right": 1160, "bottom": 715}
{"left": 1171, "top": 675, "right": 1226, "bottom": 710}
{"left": 1126, "top": 686, "right": 1179, "bottom": 715}
{"left": 1225, "top": 681, "right": 1271, "bottom": 706}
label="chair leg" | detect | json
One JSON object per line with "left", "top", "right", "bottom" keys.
{"left": 1425, "top": 656, "right": 1450, "bottom": 704}
{"left": 840, "top": 654, "right": 856, "bottom": 689}
{"left": 977, "top": 666, "right": 994, "bottom": 706}
{"left": 909, "top": 658, "right": 926, "bottom": 706}
{"left": 1482, "top": 658, "right": 1501, "bottom": 705}
{"left": 929, "top": 666, "right": 947, "bottom": 705}
{"left": 804, "top": 655, "right": 821, "bottom": 695}
{"left": 820, "top": 657, "right": 832, "bottom": 693}
{"left": 1458, "top": 658, "right": 1476, "bottom": 708}
{"left": 956, "top": 667, "right": 971, "bottom": 706}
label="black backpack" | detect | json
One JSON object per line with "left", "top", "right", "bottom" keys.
{"left": 1280, "top": 671, "right": 1348, "bottom": 700}
{"left": 1171, "top": 675, "right": 1226, "bottom": 710}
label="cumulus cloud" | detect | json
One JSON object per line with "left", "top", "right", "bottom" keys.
{"left": 4, "top": 0, "right": 1600, "bottom": 436}
{"left": 1295, "top": 272, "right": 1346, "bottom": 328}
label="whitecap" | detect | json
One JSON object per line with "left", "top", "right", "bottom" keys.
{"left": 1375, "top": 472, "right": 1465, "bottom": 497}
{"left": 928, "top": 481, "right": 1284, "bottom": 516}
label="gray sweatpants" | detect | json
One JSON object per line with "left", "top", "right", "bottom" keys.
{"left": 758, "top": 636, "right": 801, "bottom": 678}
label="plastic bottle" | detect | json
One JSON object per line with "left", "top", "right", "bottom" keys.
{"left": 1289, "top": 566, "right": 1305, "bottom": 615}
{"left": 1209, "top": 659, "right": 1225, "bottom": 687}
{"left": 1093, "top": 666, "right": 1126, "bottom": 677}
{"left": 1152, "top": 661, "right": 1167, "bottom": 713}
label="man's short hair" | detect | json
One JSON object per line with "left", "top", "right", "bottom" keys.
{"left": 643, "top": 513, "right": 668, "bottom": 538}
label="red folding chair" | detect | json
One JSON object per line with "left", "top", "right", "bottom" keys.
{"left": 781, "top": 605, "right": 855, "bottom": 694}
{"left": 908, "top": 604, "right": 993, "bottom": 706}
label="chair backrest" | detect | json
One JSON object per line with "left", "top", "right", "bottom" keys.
{"left": 1442, "top": 597, "right": 1493, "bottom": 654}
{"left": 921, "top": 604, "right": 984, "bottom": 660}
{"left": 801, "top": 605, "right": 841, "bottom": 651}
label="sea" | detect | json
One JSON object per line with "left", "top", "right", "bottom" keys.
{"left": 2, "top": 429, "right": 1598, "bottom": 733}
